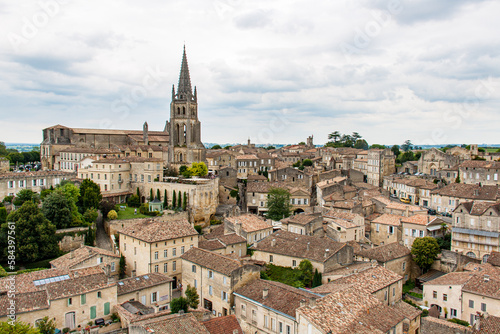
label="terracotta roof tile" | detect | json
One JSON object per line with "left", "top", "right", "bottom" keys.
{"left": 134, "top": 312, "right": 209, "bottom": 334}
{"left": 487, "top": 251, "right": 500, "bottom": 267}
{"left": 234, "top": 279, "right": 318, "bottom": 317}
{"left": 356, "top": 242, "right": 411, "bottom": 262}
{"left": 202, "top": 315, "right": 243, "bottom": 334}
{"left": 225, "top": 214, "right": 273, "bottom": 233}
{"left": 372, "top": 213, "right": 403, "bottom": 226}
{"left": 473, "top": 315, "right": 500, "bottom": 333}
{"left": 432, "top": 184, "right": 500, "bottom": 201}
{"left": 117, "top": 273, "right": 172, "bottom": 296}
{"left": 120, "top": 219, "right": 198, "bottom": 243}
{"left": 50, "top": 246, "right": 119, "bottom": 269}
{"left": 252, "top": 230, "right": 347, "bottom": 263}
{"left": 181, "top": 248, "right": 242, "bottom": 276}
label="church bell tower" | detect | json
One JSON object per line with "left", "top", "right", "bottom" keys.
{"left": 168, "top": 46, "right": 205, "bottom": 168}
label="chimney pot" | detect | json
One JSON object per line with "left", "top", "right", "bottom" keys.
{"left": 271, "top": 239, "right": 276, "bottom": 247}
{"left": 263, "top": 288, "right": 269, "bottom": 299}
{"left": 484, "top": 274, "right": 490, "bottom": 282}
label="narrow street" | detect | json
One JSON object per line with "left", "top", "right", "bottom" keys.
{"left": 95, "top": 211, "right": 113, "bottom": 252}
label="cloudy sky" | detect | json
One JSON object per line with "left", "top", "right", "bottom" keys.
{"left": 1, "top": 0, "right": 499, "bottom": 146}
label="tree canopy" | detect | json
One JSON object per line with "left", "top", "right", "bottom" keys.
{"left": 188, "top": 162, "right": 208, "bottom": 177}
{"left": 78, "top": 179, "right": 102, "bottom": 213}
{"left": 13, "top": 189, "right": 40, "bottom": 207}
{"left": 411, "top": 237, "right": 440, "bottom": 272}
{"left": 3, "top": 201, "right": 59, "bottom": 262}
{"left": 0, "top": 321, "right": 40, "bottom": 333}
{"left": 185, "top": 284, "right": 199, "bottom": 309}
{"left": 266, "top": 187, "right": 291, "bottom": 221}
{"left": 325, "top": 131, "right": 367, "bottom": 148}
{"left": 42, "top": 191, "right": 72, "bottom": 229}
{"left": 170, "top": 297, "right": 189, "bottom": 314}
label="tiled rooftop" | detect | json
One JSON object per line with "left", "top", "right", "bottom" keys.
{"left": 202, "top": 315, "right": 243, "bottom": 334}
{"left": 372, "top": 213, "right": 403, "bottom": 226}
{"left": 134, "top": 312, "right": 210, "bottom": 334}
{"left": 401, "top": 214, "right": 431, "bottom": 226}
{"left": 50, "top": 245, "right": 119, "bottom": 269}
{"left": 225, "top": 214, "right": 273, "bottom": 233}
{"left": 312, "top": 265, "right": 402, "bottom": 295}
{"left": 252, "top": 230, "right": 347, "bottom": 263}
{"left": 234, "top": 279, "right": 318, "bottom": 317}
{"left": 117, "top": 273, "right": 173, "bottom": 295}
{"left": 356, "top": 242, "right": 411, "bottom": 262}
{"left": 181, "top": 248, "right": 242, "bottom": 276}
{"left": 120, "top": 219, "right": 198, "bottom": 243}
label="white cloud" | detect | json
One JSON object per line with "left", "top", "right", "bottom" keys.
{"left": 0, "top": 0, "right": 499, "bottom": 146}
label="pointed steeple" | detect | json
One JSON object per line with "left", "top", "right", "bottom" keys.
{"left": 177, "top": 45, "right": 193, "bottom": 100}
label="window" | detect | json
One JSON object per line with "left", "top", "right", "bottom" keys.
{"left": 443, "top": 294, "right": 447, "bottom": 301}
{"left": 469, "top": 300, "right": 474, "bottom": 308}
{"left": 279, "top": 322, "right": 283, "bottom": 333}
{"left": 192, "top": 265, "right": 197, "bottom": 273}
{"left": 270, "top": 255, "right": 273, "bottom": 263}
{"left": 393, "top": 287, "right": 395, "bottom": 297}
{"left": 172, "top": 261, "right": 177, "bottom": 271}
{"left": 67, "top": 297, "right": 72, "bottom": 306}
{"left": 151, "top": 292, "right": 158, "bottom": 303}
{"left": 384, "top": 291, "right": 387, "bottom": 300}
{"left": 241, "top": 303, "right": 246, "bottom": 317}
{"left": 111, "top": 262, "right": 115, "bottom": 272}
{"left": 97, "top": 291, "right": 101, "bottom": 298}
{"left": 154, "top": 265, "right": 159, "bottom": 272}
{"left": 402, "top": 262, "right": 406, "bottom": 271}
{"left": 222, "top": 291, "right": 227, "bottom": 301}
{"left": 481, "top": 303, "right": 486, "bottom": 312}
{"left": 164, "top": 263, "right": 168, "bottom": 272}
{"left": 104, "top": 302, "right": 110, "bottom": 316}
{"left": 271, "top": 319, "right": 276, "bottom": 331}
{"left": 286, "top": 325, "right": 291, "bottom": 334}
{"left": 164, "top": 249, "right": 168, "bottom": 258}
{"left": 181, "top": 246, "right": 185, "bottom": 254}
{"left": 208, "top": 270, "right": 213, "bottom": 279}
{"left": 264, "top": 316, "right": 268, "bottom": 328}
{"left": 173, "top": 248, "right": 177, "bottom": 256}
{"left": 209, "top": 285, "right": 213, "bottom": 296}
{"left": 223, "top": 276, "right": 227, "bottom": 285}
{"left": 433, "top": 291, "right": 437, "bottom": 299}
{"left": 451, "top": 308, "right": 457, "bottom": 317}
{"left": 90, "top": 306, "right": 96, "bottom": 319}
{"left": 80, "top": 294, "right": 86, "bottom": 305}
{"left": 134, "top": 247, "right": 137, "bottom": 255}
{"left": 376, "top": 224, "right": 380, "bottom": 232}
{"left": 154, "top": 251, "right": 158, "bottom": 260}
{"left": 388, "top": 226, "right": 394, "bottom": 234}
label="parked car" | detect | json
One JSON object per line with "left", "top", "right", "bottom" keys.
{"left": 400, "top": 197, "right": 411, "bottom": 204}
{"left": 426, "top": 208, "right": 437, "bottom": 215}
{"left": 95, "top": 318, "right": 105, "bottom": 326}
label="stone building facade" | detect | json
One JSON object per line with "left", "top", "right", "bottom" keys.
{"left": 460, "top": 160, "right": 500, "bottom": 186}
{"left": 0, "top": 170, "right": 76, "bottom": 200}
{"left": 367, "top": 148, "right": 396, "bottom": 187}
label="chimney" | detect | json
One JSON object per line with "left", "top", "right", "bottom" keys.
{"left": 263, "top": 288, "right": 269, "bottom": 299}
{"left": 324, "top": 249, "right": 330, "bottom": 258}
{"left": 307, "top": 242, "right": 310, "bottom": 251}
{"left": 271, "top": 239, "right": 276, "bottom": 247}
{"left": 484, "top": 274, "right": 490, "bottom": 282}
{"left": 300, "top": 299, "right": 307, "bottom": 307}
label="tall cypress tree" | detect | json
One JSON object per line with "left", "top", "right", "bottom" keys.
{"left": 178, "top": 191, "right": 182, "bottom": 208}
{"left": 182, "top": 192, "right": 187, "bottom": 211}
{"left": 156, "top": 189, "right": 161, "bottom": 200}
{"left": 149, "top": 189, "right": 154, "bottom": 201}
{"left": 172, "top": 191, "right": 177, "bottom": 208}
{"left": 163, "top": 190, "right": 168, "bottom": 208}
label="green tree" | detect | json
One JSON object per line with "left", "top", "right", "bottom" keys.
{"left": 99, "top": 200, "right": 115, "bottom": 220}
{"left": 0, "top": 141, "right": 7, "bottom": 156}
{"left": 179, "top": 165, "right": 188, "bottom": 174}
{"left": 211, "top": 144, "right": 222, "bottom": 149}
{"left": 172, "top": 191, "right": 177, "bottom": 208}
{"left": 163, "top": 190, "right": 168, "bottom": 208}
{"left": 411, "top": 237, "right": 440, "bottom": 272}
{"left": 42, "top": 191, "right": 72, "bottom": 229}
{"left": 391, "top": 145, "right": 400, "bottom": 157}
{"left": 185, "top": 284, "right": 200, "bottom": 309}
{"left": 170, "top": 297, "right": 189, "bottom": 314}
{"left": 266, "top": 187, "right": 291, "bottom": 221}
{"left": 302, "top": 159, "right": 313, "bottom": 166}
{"left": 83, "top": 208, "right": 98, "bottom": 223}
{"left": 78, "top": 179, "right": 102, "bottom": 213}
{"left": 328, "top": 131, "right": 341, "bottom": 143}
{"left": 0, "top": 207, "right": 7, "bottom": 225}
{"left": 0, "top": 321, "right": 40, "bottom": 333}
{"left": 370, "top": 144, "right": 386, "bottom": 149}
{"left": 85, "top": 225, "right": 96, "bottom": 246}
{"left": 107, "top": 210, "right": 118, "bottom": 220}
{"left": 401, "top": 140, "right": 413, "bottom": 152}
{"left": 3, "top": 201, "right": 59, "bottom": 262}
{"left": 119, "top": 254, "right": 126, "bottom": 279}
{"left": 178, "top": 191, "right": 182, "bottom": 208}
{"left": 265, "top": 146, "right": 275, "bottom": 150}
{"left": 298, "top": 142, "right": 306, "bottom": 145}
{"left": 8, "top": 152, "right": 24, "bottom": 164}
{"left": 188, "top": 162, "right": 208, "bottom": 177}
{"left": 40, "top": 188, "right": 54, "bottom": 201}
{"left": 299, "top": 259, "right": 314, "bottom": 287}
{"left": 182, "top": 192, "right": 187, "bottom": 211}
{"left": 149, "top": 189, "right": 154, "bottom": 201}
{"left": 455, "top": 171, "right": 461, "bottom": 183}
{"left": 156, "top": 189, "right": 161, "bottom": 201}
{"left": 136, "top": 187, "right": 141, "bottom": 198}
{"left": 351, "top": 132, "right": 362, "bottom": 142}
{"left": 36, "top": 316, "right": 56, "bottom": 334}
{"left": 354, "top": 139, "right": 369, "bottom": 150}
{"left": 312, "top": 269, "right": 322, "bottom": 288}
{"left": 126, "top": 195, "right": 141, "bottom": 208}
{"left": 13, "top": 189, "right": 40, "bottom": 207}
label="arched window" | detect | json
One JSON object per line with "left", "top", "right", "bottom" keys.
{"left": 466, "top": 252, "right": 476, "bottom": 259}
{"left": 183, "top": 124, "right": 187, "bottom": 144}
{"left": 176, "top": 124, "right": 180, "bottom": 144}
{"left": 177, "top": 107, "right": 180, "bottom": 114}
{"left": 179, "top": 153, "right": 183, "bottom": 162}
{"left": 182, "top": 106, "right": 186, "bottom": 115}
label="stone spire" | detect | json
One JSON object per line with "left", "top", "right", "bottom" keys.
{"left": 176, "top": 45, "right": 193, "bottom": 100}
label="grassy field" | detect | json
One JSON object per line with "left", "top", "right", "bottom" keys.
{"left": 484, "top": 147, "right": 500, "bottom": 153}
{"left": 114, "top": 205, "right": 148, "bottom": 220}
